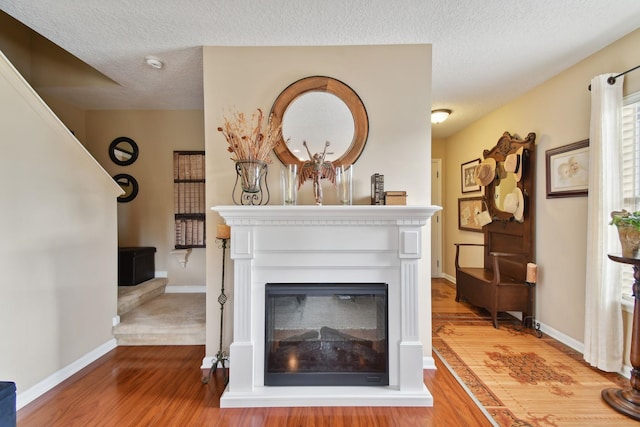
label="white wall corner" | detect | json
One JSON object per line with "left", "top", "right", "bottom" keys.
{"left": 112, "top": 315, "right": 120, "bottom": 327}
{"left": 16, "top": 338, "right": 117, "bottom": 410}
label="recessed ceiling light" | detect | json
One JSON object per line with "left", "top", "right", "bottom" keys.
{"left": 144, "top": 56, "right": 164, "bottom": 69}
{"left": 431, "top": 109, "right": 452, "bottom": 124}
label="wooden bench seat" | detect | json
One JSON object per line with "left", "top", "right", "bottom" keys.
{"left": 455, "top": 243, "right": 531, "bottom": 328}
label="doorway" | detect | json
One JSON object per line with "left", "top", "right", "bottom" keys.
{"left": 431, "top": 159, "right": 443, "bottom": 278}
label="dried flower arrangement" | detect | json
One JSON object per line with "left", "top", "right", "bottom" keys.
{"left": 217, "top": 108, "right": 282, "bottom": 163}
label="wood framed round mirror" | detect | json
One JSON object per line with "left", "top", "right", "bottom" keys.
{"left": 270, "top": 76, "right": 368, "bottom": 168}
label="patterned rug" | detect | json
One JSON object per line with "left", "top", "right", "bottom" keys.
{"left": 432, "top": 280, "right": 635, "bottom": 427}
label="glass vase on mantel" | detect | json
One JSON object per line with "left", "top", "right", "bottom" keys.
{"left": 233, "top": 160, "right": 270, "bottom": 205}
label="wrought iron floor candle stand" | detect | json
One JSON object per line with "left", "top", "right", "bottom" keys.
{"left": 520, "top": 262, "right": 542, "bottom": 337}
{"left": 202, "top": 225, "right": 230, "bottom": 386}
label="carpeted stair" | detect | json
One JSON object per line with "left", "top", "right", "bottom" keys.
{"left": 113, "top": 278, "right": 205, "bottom": 346}
{"left": 117, "top": 278, "right": 168, "bottom": 315}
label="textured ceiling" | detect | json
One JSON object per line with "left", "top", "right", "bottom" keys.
{"left": 1, "top": 1, "right": 639, "bottom": 138}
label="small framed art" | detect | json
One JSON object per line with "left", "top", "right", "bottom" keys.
{"left": 461, "top": 158, "right": 481, "bottom": 193}
{"left": 458, "top": 196, "right": 484, "bottom": 232}
{"left": 545, "top": 139, "right": 589, "bottom": 198}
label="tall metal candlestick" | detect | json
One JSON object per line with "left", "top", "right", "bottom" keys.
{"left": 202, "top": 231, "right": 230, "bottom": 387}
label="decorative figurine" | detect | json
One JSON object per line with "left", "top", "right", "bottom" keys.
{"left": 299, "top": 141, "right": 336, "bottom": 205}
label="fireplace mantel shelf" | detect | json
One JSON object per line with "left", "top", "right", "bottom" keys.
{"left": 213, "top": 204, "right": 440, "bottom": 408}
{"left": 214, "top": 205, "right": 439, "bottom": 225}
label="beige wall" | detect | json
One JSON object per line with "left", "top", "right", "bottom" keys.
{"left": 443, "top": 28, "right": 640, "bottom": 349}
{"left": 202, "top": 45, "right": 434, "bottom": 359}
{"left": 432, "top": 138, "right": 446, "bottom": 160}
{"left": 1, "top": 13, "right": 208, "bottom": 287}
{"left": 83, "top": 110, "right": 207, "bottom": 286}
{"left": 0, "top": 51, "right": 121, "bottom": 401}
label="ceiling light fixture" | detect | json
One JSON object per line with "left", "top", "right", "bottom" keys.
{"left": 431, "top": 109, "right": 452, "bottom": 124}
{"left": 144, "top": 56, "right": 164, "bottom": 69}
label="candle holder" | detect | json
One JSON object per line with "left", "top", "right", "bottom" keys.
{"left": 521, "top": 281, "right": 541, "bottom": 337}
{"left": 280, "top": 164, "right": 298, "bottom": 205}
{"left": 520, "top": 263, "right": 541, "bottom": 337}
{"left": 202, "top": 226, "right": 230, "bottom": 387}
{"left": 522, "top": 262, "right": 542, "bottom": 338}
{"left": 335, "top": 165, "right": 353, "bottom": 205}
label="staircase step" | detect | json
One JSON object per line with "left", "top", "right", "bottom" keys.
{"left": 113, "top": 293, "right": 205, "bottom": 346}
{"left": 117, "top": 278, "right": 167, "bottom": 315}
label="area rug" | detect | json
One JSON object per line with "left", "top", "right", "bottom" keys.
{"left": 432, "top": 281, "right": 635, "bottom": 426}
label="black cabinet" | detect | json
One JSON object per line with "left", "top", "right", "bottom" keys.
{"left": 118, "top": 247, "right": 156, "bottom": 286}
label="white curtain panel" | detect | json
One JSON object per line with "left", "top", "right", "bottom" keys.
{"left": 583, "top": 74, "right": 624, "bottom": 372}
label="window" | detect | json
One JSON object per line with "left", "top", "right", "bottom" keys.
{"left": 619, "top": 92, "right": 640, "bottom": 301}
{"left": 173, "top": 151, "right": 205, "bottom": 248}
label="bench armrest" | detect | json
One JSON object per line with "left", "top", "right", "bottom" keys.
{"left": 489, "top": 252, "right": 528, "bottom": 283}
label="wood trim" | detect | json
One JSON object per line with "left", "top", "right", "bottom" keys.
{"left": 270, "top": 75, "right": 369, "bottom": 168}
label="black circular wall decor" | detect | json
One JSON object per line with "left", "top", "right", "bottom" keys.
{"left": 109, "top": 136, "right": 139, "bottom": 166}
{"left": 113, "top": 174, "right": 139, "bottom": 203}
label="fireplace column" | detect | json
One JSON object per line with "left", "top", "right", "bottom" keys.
{"left": 398, "top": 226, "right": 425, "bottom": 391}
{"left": 227, "top": 225, "right": 254, "bottom": 392}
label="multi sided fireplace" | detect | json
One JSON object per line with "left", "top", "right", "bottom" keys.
{"left": 265, "top": 283, "right": 388, "bottom": 387}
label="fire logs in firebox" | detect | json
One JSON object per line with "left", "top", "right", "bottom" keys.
{"left": 268, "top": 326, "right": 386, "bottom": 373}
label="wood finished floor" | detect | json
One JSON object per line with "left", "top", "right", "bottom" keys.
{"left": 17, "top": 344, "right": 492, "bottom": 427}
{"left": 18, "top": 279, "right": 495, "bottom": 426}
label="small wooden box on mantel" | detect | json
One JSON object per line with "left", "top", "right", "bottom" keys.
{"left": 384, "top": 191, "right": 407, "bottom": 205}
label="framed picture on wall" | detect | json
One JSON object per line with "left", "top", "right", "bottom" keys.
{"left": 458, "top": 196, "right": 484, "bottom": 232}
{"left": 545, "top": 139, "right": 589, "bottom": 198}
{"left": 461, "top": 158, "right": 481, "bottom": 193}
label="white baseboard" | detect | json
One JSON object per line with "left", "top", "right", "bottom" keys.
{"left": 202, "top": 355, "right": 231, "bottom": 370}
{"left": 544, "top": 323, "right": 629, "bottom": 378}
{"left": 442, "top": 273, "right": 456, "bottom": 283}
{"left": 17, "top": 338, "right": 117, "bottom": 410}
{"left": 537, "top": 321, "right": 584, "bottom": 354}
{"left": 155, "top": 270, "right": 168, "bottom": 278}
{"left": 201, "top": 355, "right": 215, "bottom": 369}
{"left": 423, "top": 355, "right": 436, "bottom": 370}
{"left": 621, "top": 363, "right": 632, "bottom": 378}
{"left": 165, "top": 285, "right": 206, "bottom": 293}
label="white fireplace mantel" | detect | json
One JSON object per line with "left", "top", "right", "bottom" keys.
{"left": 213, "top": 205, "right": 440, "bottom": 408}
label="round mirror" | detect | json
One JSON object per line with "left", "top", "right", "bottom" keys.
{"left": 271, "top": 76, "right": 368, "bottom": 168}
{"left": 113, "top": 174, "right": 139, "bottom": 203}
{"left": 109, "top": 136, "right": 139, "bottom": 166}
{"left": 282, "top": 92, "right": 354, "bottom": 161}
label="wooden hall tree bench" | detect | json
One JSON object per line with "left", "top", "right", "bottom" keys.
{"left": 454, "top": 132, "right": 536, "bottom": 329}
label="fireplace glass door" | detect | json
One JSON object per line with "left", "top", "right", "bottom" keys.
{"left": 265, "top": 283, "right": 388, "bottom": 386}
